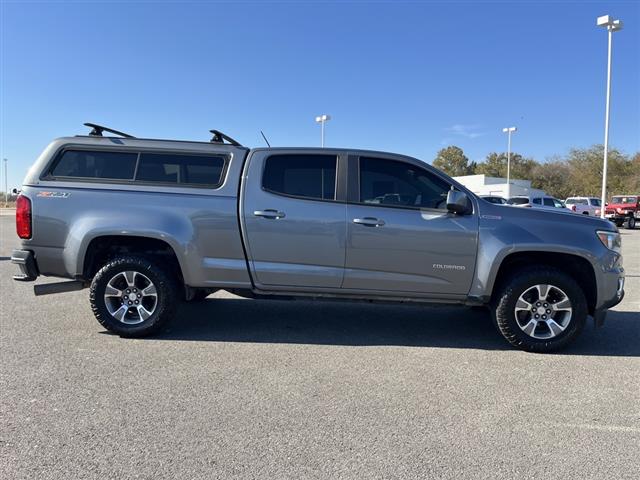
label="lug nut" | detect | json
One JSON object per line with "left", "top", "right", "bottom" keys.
{"left": 135, "top": 300, "right": 139, "bottom": 304}
{"left": 535, "top": 314, "right": 539, "bottom": 319}
{"left": 137, "top": 294, "right": 141, "bottom": 298}
{"left": 128, "top": 301, "right": 132, "bottom": 305}
{"left": 126, "top": 289, "right": 131, "bottom": 294}
{"left": 546, "top": 309, "right": 551, "bottom": 314}
{"left": 542, "top": 315, "right": 547, "bottom": 319}
{"left": 536, "top": 302, "right": 541, "bottom": 306}
{"left": 543, "top": 303, "right": 548, "bottom": 307}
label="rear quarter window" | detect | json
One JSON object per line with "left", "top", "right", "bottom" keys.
{"left": 136, "top": 153, "right": 226, "bottom": 186}
{"left": 50, "top": 150, "right": 138, "bottom": 180}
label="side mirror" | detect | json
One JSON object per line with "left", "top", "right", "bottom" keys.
{"left": 605, "top": 202, "right": 609, "bottom": 206}
{"left": 446, "top": 190, "right": 472, "bottom": 215}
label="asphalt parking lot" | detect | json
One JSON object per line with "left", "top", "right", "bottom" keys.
{"left": 1, "top": 212, "right": 639, "bottom": 479}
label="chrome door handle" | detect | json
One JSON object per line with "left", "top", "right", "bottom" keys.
{"left": 254, "top": 209, "right": 286, "bottom": 219}
{"left": 353, "top": 217, "right": 385, "bottom": 227}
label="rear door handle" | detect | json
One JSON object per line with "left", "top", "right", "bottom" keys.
{"left": 353, "top": 217, "right": 385, "bottom": 227}
{"left": 254, "top": 209, "right": 286, "bottom": 219}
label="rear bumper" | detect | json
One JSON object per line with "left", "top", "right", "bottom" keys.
{"left": 11, "top": 249, "right": 39, "bottom": 281}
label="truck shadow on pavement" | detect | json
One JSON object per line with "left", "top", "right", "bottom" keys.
{"left": 150, "top": 298, "right": 640, "bottom": 356}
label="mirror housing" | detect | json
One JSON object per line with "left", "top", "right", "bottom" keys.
{"left": 446, "top": 190, "right": 472, "bottom": 215}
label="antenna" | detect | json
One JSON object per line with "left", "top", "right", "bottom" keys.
{"left": 260, "top": 130, "right": 271, "bottom": 147}
{"left": 84, "top": 123, "right": 135, "bottom": 138}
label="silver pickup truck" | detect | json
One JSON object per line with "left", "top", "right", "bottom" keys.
{"left": 12, "top": 124, "right": 625, "bottom": 352}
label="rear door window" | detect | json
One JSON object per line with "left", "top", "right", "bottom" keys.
{"left": 543, "top": 198, "right": 555, "bottom": 207}
{"left": 51, "top": 150, "right": 138, "bottom": 180}
{"left": 262, "top": 154, "right": 337, "bottom": 200}
{"left": 533, "top": 198, "right": 542, "bottom": 205}
{"left": 136, "top": 153, "right": 226, "bottom": 186}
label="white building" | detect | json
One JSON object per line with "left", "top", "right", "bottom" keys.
{"left": 452, "top": 174, "right": 546, "bottom": 199}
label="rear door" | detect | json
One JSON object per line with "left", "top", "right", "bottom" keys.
{"left": 343, "top": 154, "right": 478, "bottom": 296}
{"left": 241, "top": 150, "right": 347, "bottom": 289}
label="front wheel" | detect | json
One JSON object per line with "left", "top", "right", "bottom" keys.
{"left": 627, "top": 216, "right": 636, "bottom": 229}
{"left": 493, "top": 267, "right": 587, "bottom": 352}
{"left": 89, "top": 256, "right": 178, "bottom": 337}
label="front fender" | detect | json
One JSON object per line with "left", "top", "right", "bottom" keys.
{"left": 469, "top": 209, "right": 607, "bottom": 301}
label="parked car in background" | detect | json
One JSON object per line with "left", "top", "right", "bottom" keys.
{"left": 605, "top": 195, "right": 639, "bottom": 229}
{"left": 565, "top": 197, "right": 602, "bottom": 216}
{"left": 480, "top": 195, "right": 508, "bottom": 205}
{"left": 507, "top": 196, "right": 567, "bottom": 211}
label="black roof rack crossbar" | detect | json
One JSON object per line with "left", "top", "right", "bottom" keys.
{"left": 209, "top": 130, "right": 242, "bottom": 147}
{"left": 84, "top": 122, "right": 136, "bottom": 139}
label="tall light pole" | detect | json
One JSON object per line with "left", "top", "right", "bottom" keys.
{"left": 597, "top": 15, "right": 623, "bottom": 218}
{"left": 502, "top": 127, "right": 517, "bottom": 198}
{"left": 315, "top": 114, "right": 331, "bottom": 147}
{"left": 3, "top": 158, "right": 7, "bottom": 205}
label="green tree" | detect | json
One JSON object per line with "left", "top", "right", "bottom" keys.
{"left": 622, "top": 152, "right": 640, "bottom": 193}
{"left": 432, "top": 146, "right": 475, "bottom": 176}
{"left": 530, "top": 160, "right": 572, "bottom": 199}
{"left": 475, "top": 152, "right": 537, "bottom": 180}
{"left": 565, "top": 145, "right": 629, "bottom": 198}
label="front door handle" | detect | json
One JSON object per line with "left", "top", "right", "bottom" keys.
{"left": 353, "top": 217, "right": 385, "bottom": 227}
{"left": 254, "top": 209, "right": 286, "bottom": 219}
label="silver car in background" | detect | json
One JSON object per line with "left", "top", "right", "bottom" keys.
{"left": 508, "top": 195, "right": 567, "bottom": 210}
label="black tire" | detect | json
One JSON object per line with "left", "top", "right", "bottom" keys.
{"left": 89, "top": 255, "right": 178, "bottom": 337}
{"left": 493, "top": 266, "right": 587, "bottom": 352}
{"left": 627, "top": 216, "right": 636, "bottom": 229}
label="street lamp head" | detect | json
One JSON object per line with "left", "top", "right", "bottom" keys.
{"left": 502, "top": 127, "right": 517, "bottom": 133}
{"left": 597, "top": 15, "right": 623, "bottom": 31}
{"left": 315, "top": 114, "right": 331, "bottom": 123}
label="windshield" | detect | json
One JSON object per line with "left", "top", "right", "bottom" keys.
{"left": 508, "top": 197, "right": 529, "bottom": 205}
{"left": 590, "top": 198, "right": 601, "bottom": 206}
{"left": 566, "top": 198, "right": 587, "bottom": 205}
{"left": 611, "top": 196, "right": 637, "bottom": 204}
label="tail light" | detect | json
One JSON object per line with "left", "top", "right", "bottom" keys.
{"left": 16, "top": 195, "right": 32, "bottom": 239}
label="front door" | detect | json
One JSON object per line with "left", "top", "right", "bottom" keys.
{"left": 241, "top": 151, "right": 347, "bottom": 289}
{"left": 343, "top": 155, "right": 478, "bottom": 296}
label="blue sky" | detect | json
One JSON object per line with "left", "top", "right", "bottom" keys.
{"left": 1, "top": 0, "right": 638, "bottom": 189}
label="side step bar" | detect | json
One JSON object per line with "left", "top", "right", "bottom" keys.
{"left": 34, "top": 281, "right": 86, "bottom": 296}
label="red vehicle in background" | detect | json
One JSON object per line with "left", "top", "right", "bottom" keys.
{"left": 604, "top": 195, "right": 639, "bottom": 229}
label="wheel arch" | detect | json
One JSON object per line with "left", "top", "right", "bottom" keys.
{"left": 81, "top": 235, "right": 186, "bottom": 288}
{"left": 491, "top": 251, "right": 597, "bottom": 314}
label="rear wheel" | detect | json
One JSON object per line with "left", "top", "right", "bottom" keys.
{"left": 493, "top": 267, "right": 587, "bottom": 352}
{"left": 627, "top": 216, "right": 636, "bottom": 229}
{"left": 89, "top": 256, "right": 177, "bottom": 337}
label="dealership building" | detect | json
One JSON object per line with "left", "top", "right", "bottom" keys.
{"left": 452, "top": 174, "right": 546, "bottom": 199}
